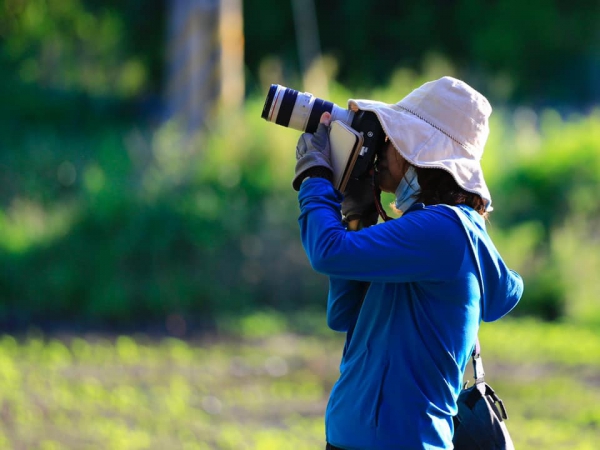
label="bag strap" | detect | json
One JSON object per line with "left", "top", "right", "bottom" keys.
{"left": 471, "top": 337, "right": 485, "bottom": 385}
{"left": 470, "top": 337, "right": 509, "bottom": 420}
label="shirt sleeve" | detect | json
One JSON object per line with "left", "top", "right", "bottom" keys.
{"left": 298, "top": 177, "right": 464, "bottom": 283}
{"left": 327, "top": 277, "right": 368, "bottom": 332}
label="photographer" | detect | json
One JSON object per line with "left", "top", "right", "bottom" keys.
{"left": 293, "top": 77, "right": 523, "bottom": 449}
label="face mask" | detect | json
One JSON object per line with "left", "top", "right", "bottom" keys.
{"left": 394, "top": 166, "right": 420, "bottom": 215}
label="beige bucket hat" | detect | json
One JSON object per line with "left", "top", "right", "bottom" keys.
{"left": 348, "top": 76, "right": 493, "bottom": 210}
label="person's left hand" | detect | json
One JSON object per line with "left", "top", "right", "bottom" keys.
{"left": 342, "top": 175, "right": 379, "bottom": 228}
{"left": 292, "top": 113, "right": 333, "bottom": 191}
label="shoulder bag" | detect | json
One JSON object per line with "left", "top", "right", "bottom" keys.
{"left": 452, "top": 339, "right": 515, "bottom": 450}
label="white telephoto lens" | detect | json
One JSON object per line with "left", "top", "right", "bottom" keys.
{"left": 288, "top": 92, "right": 316, "bottom": 131}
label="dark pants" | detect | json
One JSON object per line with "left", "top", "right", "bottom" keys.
{"left": 326, "top": 444, "right": 344, "bottom": 450}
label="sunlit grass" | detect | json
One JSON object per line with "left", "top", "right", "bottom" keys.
{"left": 0, "top": 330, "right": 338, "bottom": 450}
{"left": 0, "top": 317, "right": 598, "bottom": 449}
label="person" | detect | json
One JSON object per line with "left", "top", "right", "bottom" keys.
{"left": 292, "top": 76, "right": 524, "bottom": 450}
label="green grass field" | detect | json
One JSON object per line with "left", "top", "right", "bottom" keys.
{"left": 0, "top": 317, "right": 599, "bottom": 449}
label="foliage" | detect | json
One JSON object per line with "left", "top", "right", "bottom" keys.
{"left": 1, "top": 0, "right": 599, "bottom": 119}
{"left": 0, "top": 0, "right": 165, "bottom": 126}
{"left": 1, "top": 0, "right": 600, "bottom": 328}
{"left": 2, "top": 70, "right": 600, "bottom": 329}
{"left": 0, "top": 317, "right": 598, "bottom": 449}
{"left": 0, "top": 99, "right": 325, "bottom": 329}
{"left": 485, "top": 108, "right": 600, "bottom": 324}
{"left": 244, "top": 0, "right": 600, "bottom": 106}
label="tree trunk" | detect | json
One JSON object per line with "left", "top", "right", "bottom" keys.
{"left": 166, "top": 0, "right": 244, "bottom": 134}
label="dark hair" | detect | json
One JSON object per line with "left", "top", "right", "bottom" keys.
{"left": 413, "top": 166, "right": 488, "bottom": 217}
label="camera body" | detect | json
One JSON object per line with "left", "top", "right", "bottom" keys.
{"left": 261, "top": 84, "right": 386, "bottom": 182}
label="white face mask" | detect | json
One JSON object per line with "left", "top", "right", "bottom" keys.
{"left": 394, "top": 166, "right": 420, "bottom": 215}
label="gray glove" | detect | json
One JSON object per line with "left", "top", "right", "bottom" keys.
{"left": 292, "top": 123, "right": 333, "bottom": 191}
{"left": 342, "top": 175, "right": 379, "bottom": 227}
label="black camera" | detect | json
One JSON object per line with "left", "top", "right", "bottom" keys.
{"left": 261, "top": 84, "right": 386, "bottom": 181}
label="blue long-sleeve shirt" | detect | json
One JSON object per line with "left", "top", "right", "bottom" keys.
{"left": 298, "top": 178, "right": 523, "bottom": 450}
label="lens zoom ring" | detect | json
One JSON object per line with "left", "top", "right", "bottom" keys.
{"left": 275, "top": 89, "right": 298, "bottom": 127}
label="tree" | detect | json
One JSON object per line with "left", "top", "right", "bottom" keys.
{"left": 165, "top": 0, "right": 244, "bottom": 133}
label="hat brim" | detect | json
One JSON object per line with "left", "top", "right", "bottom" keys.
{"left": 349, "top": 99, "right": 492, "bottom": 210}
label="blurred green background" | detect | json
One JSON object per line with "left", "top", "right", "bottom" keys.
{"left": 1, "top": 0, "right": 599, "bottom": 449}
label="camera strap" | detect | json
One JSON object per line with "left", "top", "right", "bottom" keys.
{"left": 374, "top": 187, "right": 393, "bottom": 222}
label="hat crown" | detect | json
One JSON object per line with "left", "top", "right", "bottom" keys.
{"left": 346, "top": 76, "right": 494, "bottom": 210}
{"left": 397, "top": 77, "right": 491, "bottom": 159}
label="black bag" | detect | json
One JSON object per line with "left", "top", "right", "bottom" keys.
{"left": 453, "top": 340, "right": 515, "bottom": 450}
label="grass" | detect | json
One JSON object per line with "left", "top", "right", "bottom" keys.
{"left": 0, "top": 317, "right": 598, "bottom": 449}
